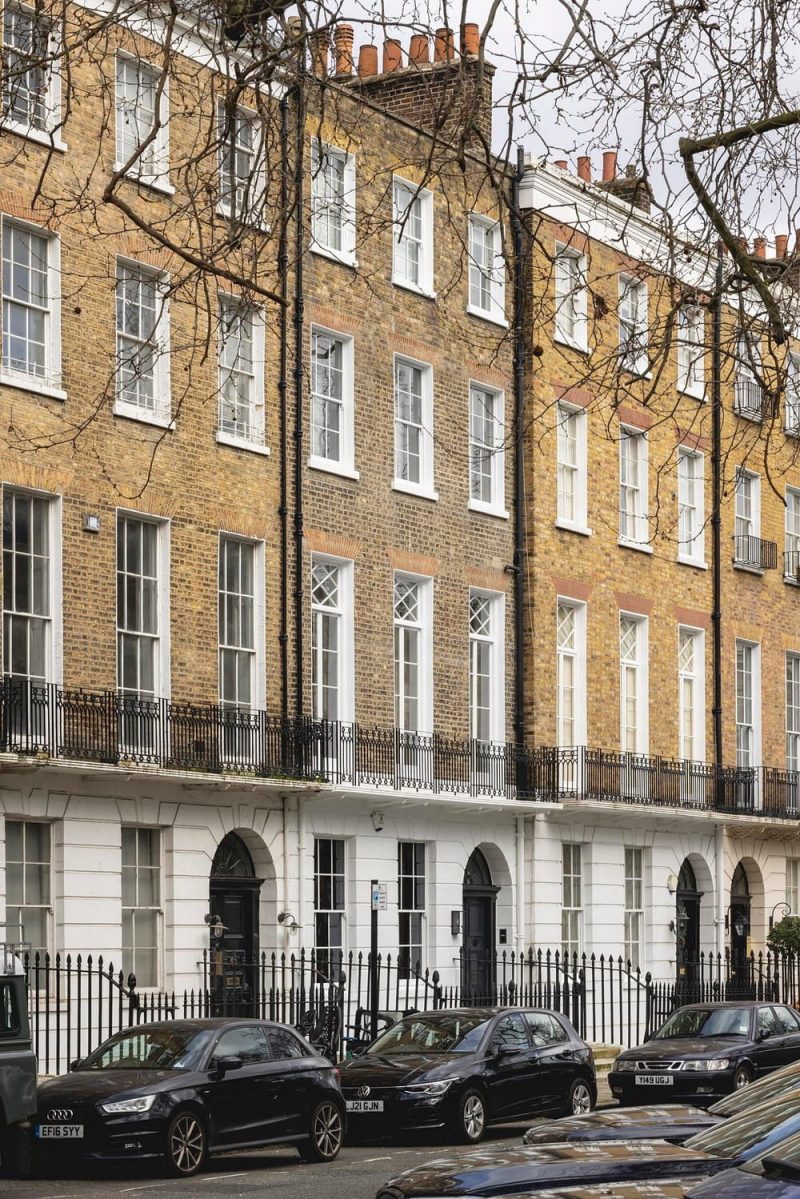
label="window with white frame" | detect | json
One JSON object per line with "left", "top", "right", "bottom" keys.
{"left": 678, "top": 627, "right": 704, "bottom": 762}
{"left": 469, "top": 384, "right": 504, "bottom": 513}
{"left": 121, "top": 827, "right": 160, "bottom": 988}
{"left": 469, "top": 591, "right": 503, "bottom": 744}
{"left": 314, "top": 837, "right": 345, "bottom": 972}
{"left": 618, "top": 275, "right": 648, "bottom": 375}
{"left": 394, "top": 575, "right": 431, "bottom": 735}
{"left": 1, "top": 220, "right": 61, "bottom": 389}
{"left": 393, "top": 178, "right": 433, "bottom": 295}
{"left": 787, "top": 355, "right": 800, "bottom": 435}
{"left": 787, "top": 654, "right": 800, "bottom": 773}
{"left": 556, "top": 600, "right": 586, "bottom": 748}
{"left": 2, "top": 490, "right": 54, "bottom": 690}
{"left": 554, "top": 245, "right": 587, "bottom": 348}
{"left": 624, "top": 847, "right": 643, "bottom": 968}
{"left": 561, "top": 843, "right": 582, "bottom": 958}
{"left": 734, "top": 468, "right": 760, "bottom": 566}
{"left": 310, "top": 328, "right": 354, "bottom": 474}
{"left": 736, "top": 639, "right": 759, "bottom": 768}
{"left": 394, "top": 357, "right": 434, "bottom": 495}
{"left": 219, "top": 536, "right": 263, "bottom": 714}
{"left": 6, "top": 819, "right": 50, "bottom": 958}
{"left": 218, "top": 295, "right": 265, "bottom": 447}
{"left": 2, "top": 3, "right": 60, "bottom": 136}
{"left": 311, "top": 558, "right": 353, "bottom": 723}
{"left": 115, "top": 56, "right": 168, "bottom": 182}
{"left": 735, "top": 332, "right": 763, "bottom": 420}
{"left": 117, "top": 515, "right": 166, "bottom": 710}
{"left": 311, "top": 140, "right": 355, "bottom": 261}
{"left": 619, "top": 427, "right": 648, "bottom": 546}
{"left": 468, "top": 214, "right": 505, "bottom": 323}
{"left": 787, "top": 858, "right": 800, "bottom": 913}
{"left": 677, "top": 448, "right": 705, "bottom": 564}
{"left": 218, "top": 102, "right": 265, "bottom": 224}
{"left": 398, "top": 842, "right": 425, "bottom": 977}
{"left": 620, "top": 615, "right": 647, "bottom": 754}
{"left": 115, "top": 261, "right": 170, "bottom": 422}
{"left": 786, "top": 488, "right": 800, "bottom": 580}
{"left": 556, "top": 404, "right": 588, "bottom": 531}
{"left": 677, "top": 304, "right": 705, "bottom": 398}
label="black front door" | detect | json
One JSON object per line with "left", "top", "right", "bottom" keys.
{"left": 462, "top": 848, "right": 498, "bottom": 1004}
{"left": 209, "top": 832, "right": 262, "bottom": 1016}
{"left": 675, "top": 859, "right": 702, "bottom": 996}
{"left": 729, "top": 863, "right": 752, "bottom": 995}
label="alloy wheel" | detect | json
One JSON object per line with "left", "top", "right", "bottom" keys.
{"left": 734, "top": 1067, "right": 752, "bottom": 1089}
{"left": 571, "top": 1082, "right": 593, "bottom": 1115}
{"left": 463, "top": 1093, "right": 485, "bottom": 1140}
{"left": 168, "top": 1112, "right": 205, "bottom": 1175}
{"left": 313, "top": 1102, "right": 343, "bottom": 1159}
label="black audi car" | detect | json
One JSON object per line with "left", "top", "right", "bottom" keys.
{"left": 374, "top": 1089, "right": 800, "bottom": 1196}
{"left": 608, "top": 1002, "right": 800, "bottom": 1105}
{"left": 34, "top": 1018, "right": 345, "bottom": 1176}
{"left": 524, "top": 1053, "right": 800, "bottom": 1147}
{"left": 340, "top": 1007, "right": 595, "bottom": 1143}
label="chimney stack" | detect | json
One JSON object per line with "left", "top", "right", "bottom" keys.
{"left": 333, "top": 24, "right": 354, "bottom": 75}
{"left": 308, "top": 29, "right": 329, "bottom": 78}
{"left": 461, "top": 23, "right": 479, "bottom": 55}
{"left": 383, "top": 37, "right": 402, "bottom": 72}
{"left": 754, "top": 236, "right": 767, "bottom": 259}
{"left": 409, "top": 33, "right": 429, "bottom": 63}
{"left": 358, "top": 43, "right": 378, "bottom": 77}
{"left": 776, "top": 233, "right": 789, "bottom": 259}
{"left": 577, "top": 155, "right": 592, "bottom": 182}
{"left": 602, "top": 151, "right": 617, "bottom": 182}
{"left": 434, "top": 27, "right": 454, "bottom": 61}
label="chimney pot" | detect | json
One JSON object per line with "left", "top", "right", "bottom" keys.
{"left": 434, "top": 27, "right": 454, "bottom": 62}
{"left": 308, "top": 29, "right": 330, "bottom": 78}
{"left": 409, "top": 33, "right": 429, "bottom": 63}
{"left": 554, "top": 159, "right": 568, "bottom": 170}
{"left": 794, "top": 229, "right": 800, "bottom": 257}
{"left": 461, "top": 22, "right": 479, "bottom": 55}
{"left": 602, "top": 150, "right": 617, "bottom": 182}
{"left": 358, "top": 43, "right": 378, "bottom": 77}
{"left": 577, "top": 155, "right": 592, "bottom": 182}
{"left": 754, "top": 236, "right": 767, "bottom": 259}
{"left": 383, "top": 37, "right": 402, "bottom": 72}
{"left": 776, "top": 233, "right": 789, "bottom": 259}
{"left": 333, "top": 24, "right": 354, "bottom": 75}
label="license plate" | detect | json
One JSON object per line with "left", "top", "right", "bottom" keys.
{"left": 36, "top": 1125, "right": 84, "bottom": 1138}
{"left": 635, "top": 1075, "right": 673, "bottom": 1086}
{"left": 346, "top": 1100, "right": 384, "bottom": 1113}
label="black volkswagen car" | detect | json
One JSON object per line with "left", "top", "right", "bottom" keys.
{"left": 608, "top": 1002, "right": 800, "bottom": 1105}
{"left": 340, "top": 1007, "right": 596, "bottom": 1143}
{"left": 524, "top": 1053, "right": 800, "bottom": 1147}
{"left": 34, "top": 1019, "right": 345, "bottom": 1176}
{"left": 374, "top": 1089, "right": 800, "bottom": 1196}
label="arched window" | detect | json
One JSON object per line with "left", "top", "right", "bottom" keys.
{"left": 211, "top": 832, "right": 255, "bottom": 879}
{"left": 464, "top": 848, "right": 493, "bottom": 888}
{"left": 677, "top": 859, "right": 698, "bottom": 893}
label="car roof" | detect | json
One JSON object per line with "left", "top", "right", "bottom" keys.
{"left": 675, "top": 1001, "right": 762, "bottom": 1010}
{"left": 107, "top": 1018, "right": 296, "bottom": 1033}
{"left": 402, "top": 1007, "right": 570, "bottom": 1018}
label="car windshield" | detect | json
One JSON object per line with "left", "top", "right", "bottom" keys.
{"left": 83, "top": 1027, "right": 211, "bottom": 1070}
{"left": 711, "top": 1059, "right": 800, "bottom": 1116}
{"left": 740, "top": 1128, "right": 800, "bottom": 1176}
{"left": 367, "top": 1014, "right": 491, "bottom": 1055}
{"left": 688, "top": 1093, "right": 800, "bottom": 1158}
{"left": 653, "top": 1007, "right": 750, "bottom": 1038}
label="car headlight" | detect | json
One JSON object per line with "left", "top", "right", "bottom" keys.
{"left": 613, "top": 1059, "right": 636, "bottom": 1072}
{"left": 683, "top": 1059, "right": 730, "bottom": 1072}
{"left": 403, "top": 1080, "right": 456, "bottom": 1096}
{"left": 100, "top": 1094, "right": 157, "bottom": 1115}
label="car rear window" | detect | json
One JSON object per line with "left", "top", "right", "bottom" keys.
{"left": 688, "top": 1093, "right": 800, "bottom": 1157}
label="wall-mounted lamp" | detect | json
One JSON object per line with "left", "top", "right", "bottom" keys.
{"left": 370, "top": 811, "right": 385, "bottom": 833}
{"left": 667, "top": 873, "right": 679, "bottom": 896}
{"left": 278, "top": 910, "right": 299, "bottom": 933}
{"left": 668, "top": 919, "right": 677, "bottom": 934}
{"left": 724, "top": 905, "right": 748, "bottom": 938}
{"left": 770, "top": 901, "right": 792, "bottom": 932}
{"left": 204, "top": 912, "right": 226, "bottom": 939}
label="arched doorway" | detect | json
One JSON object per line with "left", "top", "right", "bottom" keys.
{"left": 462, "top": 848, "right": 499, "bottom": 1004}
{"left": 729, "top": 863, "right": 752, "bottom": 994}
{"left": 675, "top": 858, "right": 702, "bottom": 994}
{"left": 209, "top": 831, "right": 263, "bottom": 1015}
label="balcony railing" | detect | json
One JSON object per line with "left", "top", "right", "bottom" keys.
{"left": 734, "top": 377, "right": 772, "bottom": 421}
{"left": 733, "top": 533, "right": 778, "bottom": 570}
{"left": 785, "top": 549, "right": 800, "bottom": 583}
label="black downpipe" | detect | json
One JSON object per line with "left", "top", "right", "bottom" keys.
{"left": 511, "top": 146, "right": 526, "bottom": 750}
{"left": 711, "top": 242, "right": 724, "bottom": 770}
{"left": 292, "top": 72, "right": 306, "bottom": 718}
{"left": 278, "top": 95, "right": 290, "bottom": 722}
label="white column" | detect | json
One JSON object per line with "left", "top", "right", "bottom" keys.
{"left": 715, "top": 823, "right": 725, "bottom": 955}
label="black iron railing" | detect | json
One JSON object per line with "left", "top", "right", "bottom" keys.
{"left": 733, "top": 533, "right": 778, "bottom": 570}
{"left": 734, "top": 377, "right": 773, "bottom": 421}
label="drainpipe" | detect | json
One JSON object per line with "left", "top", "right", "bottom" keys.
{"left": 292, "top": 37, "right": 307, "bottom": 717}
{"left": 715, "top": 823, "right": 725, "bottom": 955}
{"left": 511, "top": 145, "right": 527, "bottom": 748}
{"left": 282, "top": 794, "right": 291, "bottom": 945}
{"left": 297, "top": 797, "right": 306, "bottom": 942}
{"left": 711, "top": 242, "right": 724, "bottom": 773}
{"left": 278, "top": 95, "right": 290, "bottom": 721}
{"left": 515, "top": 816, "right": 525, "bottom": 951}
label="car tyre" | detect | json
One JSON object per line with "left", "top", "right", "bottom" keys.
{"left": 565, "top": 1078, "right": 595, "bottom": 1116}
{"left": 451, "top": 1088, "right": 487, "bottom": 1144}
{"left": 298, "top": 1100, "right": 344, "bottom": 1162}
{"left": 165, "top": 1109, "right": 207, "bottom": 1178}
{"left": 733, "top": 1063, "right": 753, "bottom": 1090}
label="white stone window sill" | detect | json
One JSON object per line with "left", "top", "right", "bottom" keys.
{"left": 113, "top": 400, "right": 174, "bottom": 430}
{"left": 734, "top": 408, "right": 763, "bottom": 424}
{"left": 785, "top": 425, "right": 800, "bottom": 439}
{"left": 677, "top": 555, "right": 708, "bottom": 570}
{"left": 113, "top": 164, "right": 175, "bottom": 196}
{"left": 785, "top": 574, "right": 800, "bottom": 587}
{"left": 555, "top": 518, "right": 592, "bottom": 537}
{"left": 618, "top": 538, "right": 653, "bottom": 554}
{"left": 466, "top": 303, "right": 509, "bottom": 329}
{"left": 678, "top": 383, "right": 706, "bottom": 403}
{"left": 733, "top": 561, "right": 764, "bottom": 576}
{"left": 554, "top": 331, "right": 589, "bottom": 355}
{"left": 469, "top": 498, "right": 509, "bottom": 520}
{"left": 618, "top": 361, "right": 652, "bottom": 380}
{"left": 2, "top": 120, "right": 67, "bottom": 152}
{"left": 393, "top": 479, "right": 439, "bottom": 502}
{"left": 308, "top": 456, "right": 359, "bottom": 480}
{"left": 392, "top": 276, "right": 437, "bottom": 301}
{"left": 0, "top": 372, "right": 66, "bottom": 401}
{"left": 217, "top": 431, "right": 270, "bottom": 456}
{"left": 216, "top": 204, "right": 271, "bottom": 234}
{"left": 311, "top": 242, "right": 358, "bottom": 270}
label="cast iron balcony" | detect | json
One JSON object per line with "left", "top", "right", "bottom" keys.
{"left": 734, "top": 377, "right": 772, "bottom": 422}
{"left": 733, "top": 534, "right": 778, "bottom": 571}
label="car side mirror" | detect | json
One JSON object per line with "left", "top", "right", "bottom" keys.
{"left": 69, "top": 1059, "right": 83, "bottom": 1072}
{"left": 213, "top": 1055, "right": 244, "bottom": 1074}
{"left": 492, "top": 1044, "right": 520, "bottom": 1058}
{"left": 758, "top": 1028, "right": 771, "bottom": 1041}
{"left": 350, "top": 1043, "right": 367, "bottom": 1057}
